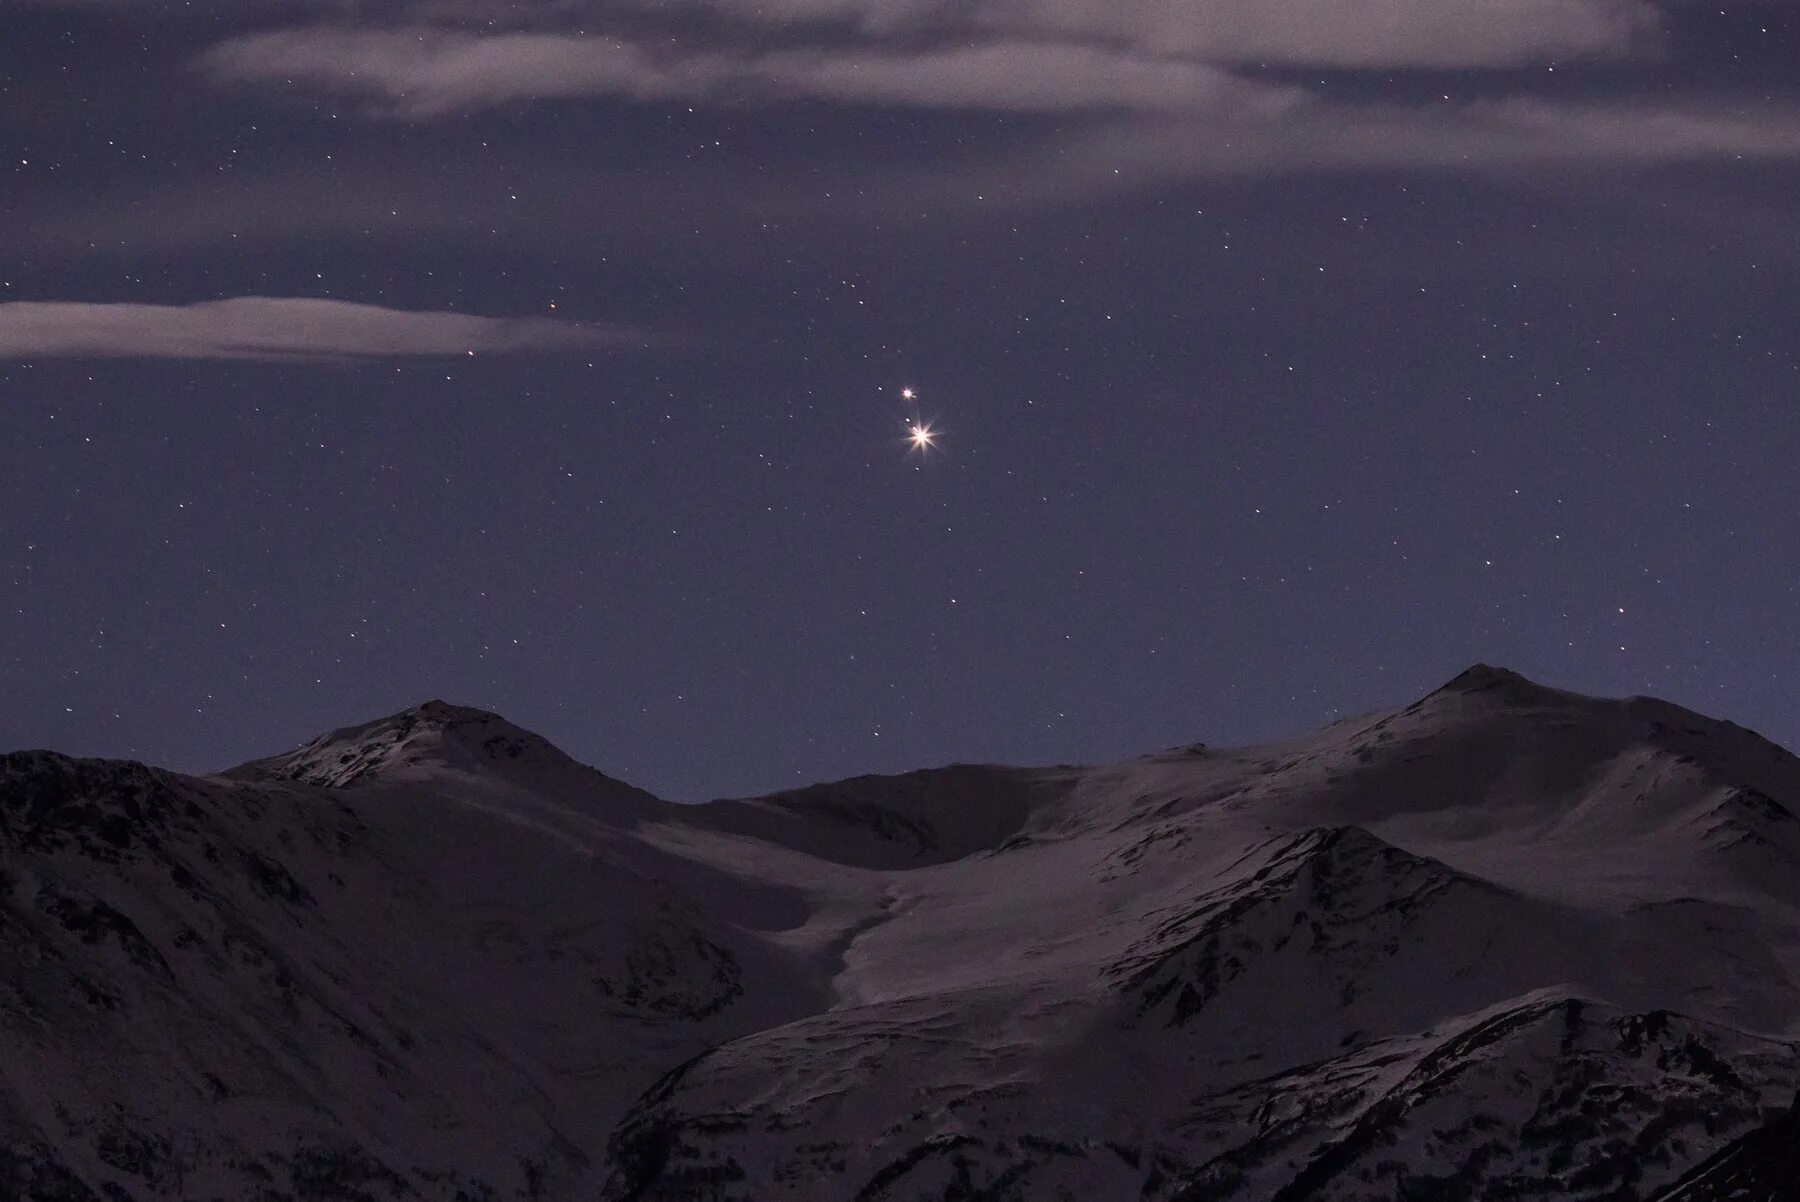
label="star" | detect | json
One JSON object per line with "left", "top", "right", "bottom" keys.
{"left": 900, "top": 387, "right": 917, "bottom": 402}
{"left": 907, "top": 421, "right": 936, "bottom": 451}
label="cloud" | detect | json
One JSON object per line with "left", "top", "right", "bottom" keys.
{"left": 0, "top": 298, "right": 648, "bottom": 361}
{"left": 761, "top": 42, "right": 1287, "bottom": 114}
{"left": 201, "top": 31, "right": 730, "bottom": 114}
{"left": 633, "top": 0, "right": 1663, "bottom": 69}
{"left": 21, "top": 95, "right": 1800, "bottom": 265}
{"left": 1076, "top": 0, "right": 1659, "bottom": 68}
{"left": 1084, "top": 99, "right": 1800, "bottom": 182}
{"left": 199, "top": 28, "right": 1285, "bottom": 116}
{"left": 38, "top": 4, "right": 1788, "bottom": 254}
{"left": 190, "top": 0, "right": 1665, "bottom": 119}
{"left": 230, "top": 0, "right": 1661, "bottom": 69}
{"left": 753, "top": 96, "right": 1800, "bottom": 224}
{"left": 852, "top": 97, "right": 1800, "bottom": 217}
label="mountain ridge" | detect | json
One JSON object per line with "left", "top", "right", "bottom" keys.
{"left": 4, "top": 664, "right": 1800, "bottom": 1200}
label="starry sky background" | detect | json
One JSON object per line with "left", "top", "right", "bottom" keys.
{"left": 3, "top": 0, "right": 1798, "bottom": 800}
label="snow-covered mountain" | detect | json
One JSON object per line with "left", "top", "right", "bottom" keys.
{"left": 5, "top": 666, "right": 1800, "bottom": 1200}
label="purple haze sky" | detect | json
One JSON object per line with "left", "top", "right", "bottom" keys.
{"left": 3, "top": 0, "right": 1798, "bottom": 799}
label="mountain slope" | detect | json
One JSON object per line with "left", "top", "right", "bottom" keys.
{"left": 0, "top": 736, "right": 817, "bottom": 1200}
{"left": 4, "top": 669, "right": 1800, "bottom": 1199}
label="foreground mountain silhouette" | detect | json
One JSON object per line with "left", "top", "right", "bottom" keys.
{"left": 5, "top": 665, "right": 1800, "bottom": 1200}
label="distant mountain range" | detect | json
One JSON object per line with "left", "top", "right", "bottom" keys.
{"left": 5, "top": 665, "right": 1800, "bottom": 1200}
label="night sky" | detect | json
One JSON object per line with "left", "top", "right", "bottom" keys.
{"left": 3, "top": 1, "right": 1798, "bottom": 801}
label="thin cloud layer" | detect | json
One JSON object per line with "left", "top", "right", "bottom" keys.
{"left": 24, "top": 95, "right": 1800, "bottom": 262}
{"left": 40, "top": 0, "right": 1775, "bottom": 246}
{"left": 1017, "top": 0, "right": 1660, "bottom": 67}
{"left": 199, "top": 29, "right": 1278, "bottom": 116}
{"left": 769, "top": 96, "right": 1800, "bottom": 222}
{"left": 630, "top": 0, "right": 1662, "bottom": 68}
{"left": 1063, "top": 99, "right": 1800, "bottom": 184}
{"left": 237, "top": 0, "right": 1663, "bottom": 69}
{"left": 0, "top": 298, "right": 646, "bottom": 361}
{"left": 202, "top": 32, "right": 727, "bottom": 114}
{"left": 193, "top": 22, "right": 1800, "bottom": 184}
{"left": 194, "top": 0, "right": 1666, "bottom": 117}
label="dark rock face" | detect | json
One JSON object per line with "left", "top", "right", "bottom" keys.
{"left": 597, "top": 927, "right": 744, "bottom": 1021}
{"left": 1106, "top": 827, "right": 1497, "bottom": 1027}
{"left": 0, "top": 753, "right": 187, "bottom": 858}
{"left": 1648, "top": 1093, "right": 1800, "bottom": 1202}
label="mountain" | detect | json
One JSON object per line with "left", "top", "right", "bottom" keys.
{"left": 4, "top": 668, "right": 1800, "bottom": 1200}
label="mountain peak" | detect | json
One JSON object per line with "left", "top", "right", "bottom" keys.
{"left": 228, "top": 699, "right": 588, "bottom": 789}
{"left": 1441, "top": 663, "right": 1534, "bottom": 692}
{"left": 408, "top": 698, "right": 495, "bottom": 722}
{"left": 1412, "top": 663, "right": 1582, "bottom": 713}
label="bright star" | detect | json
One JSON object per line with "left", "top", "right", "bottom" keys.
{"left": 908, "top": 421, "right": 936, "bottom": 451}
{"left": 900, "top": 387, "right": 916, "bottom": 402}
